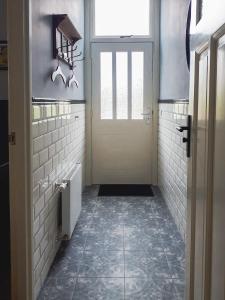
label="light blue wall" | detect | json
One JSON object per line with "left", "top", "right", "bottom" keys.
{"left": 160, "top": 0, "right": 190, "bottom": 100}
{"left": 32, "top": 0, "right": 84, "bottom": 100}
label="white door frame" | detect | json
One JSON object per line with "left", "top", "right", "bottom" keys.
{"left": 8, "top": 0, "right": 33, "bottom": 299}
{"left": 84, "top": 0, "right": 160, "bottom": 186}
{"left": 186, "top": 21, "right": 225, "bottom": 300}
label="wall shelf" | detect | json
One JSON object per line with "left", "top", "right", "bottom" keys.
{"left": 52, "top": 14, "right": 82, "bottom": 69}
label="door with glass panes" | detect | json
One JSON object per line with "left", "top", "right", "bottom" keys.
{"left": 92, "top": 43, "right": 153, "bottom": 184}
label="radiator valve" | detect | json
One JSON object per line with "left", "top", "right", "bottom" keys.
{"left": 55, "top": 181, "right": 68, "bottom": 192}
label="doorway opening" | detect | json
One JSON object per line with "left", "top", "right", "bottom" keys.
{"left": 91, "top": 43, "right": 153, "bottom": 184}
{"left": 37, "top": 0, "right": 187, "bottom": 299}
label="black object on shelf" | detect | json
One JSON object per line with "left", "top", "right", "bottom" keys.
{"left": 52, "top": 14, "right": 82, "bottom": 69}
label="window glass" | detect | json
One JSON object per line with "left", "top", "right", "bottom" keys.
{"left": 132, "top": 52, "right": 144, "bottom": 119}
{"left": 95, "top": 0, "right": 150, "bottom": 36}
{"left": 116, "top": 52, "right": 128, "bottom": 119}
{"left": 101, "top": 52, "right": 113, "bottom": 119}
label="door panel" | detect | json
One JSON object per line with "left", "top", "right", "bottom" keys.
{"left": 211, "top": 35, "right": 225, "bottom": 300}
{"left": 194, "top": 51, "right": 209, "bottom": 300}
{"left": 188, "top": 2, "right": 225, "bottom": 300}
{"left": 92, "top": 43, "right": 153, "bottom": 184}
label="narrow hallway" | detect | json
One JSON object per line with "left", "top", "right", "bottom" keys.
{"left": 39, "top": 186, "right": 185, "bottom": 300}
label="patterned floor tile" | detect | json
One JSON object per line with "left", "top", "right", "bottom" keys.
{"left": 38, "top": 277, "right": 76, "bottom": 300}
{"left": 124, "top": 227, "right": 164, "bottom": 252}
{"left": 125, "top": 277, "right": 183, "bottom": 300}
{"left": 72, "top": 277, "right": 124, "bottom": 300}
{"left": 85, "top": 229, "right": 124, "bottom": 251}
{"left": 78, "top": 250, "right": 124, "bottom": 278}
{"left": 125, "top": 251, "right": 171, "bottom": 279}
{"left": 165, "top": 253, "right": 186, "bottom": 280}
{"left": 38, "top": 185, "right": 185, "bottom": 300}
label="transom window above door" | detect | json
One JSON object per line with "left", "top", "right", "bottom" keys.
{"left": 94, "top": 0, "right": 151, "bottom": 37}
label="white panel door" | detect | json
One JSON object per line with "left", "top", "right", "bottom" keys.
{"left": 193, "top": 50, "right": 209, "bottom": 300}
{"left": 92, "top": 43, "right": 153, "bottom": 184}
{"left": 211, "top": 35, "right": 225, "bottom": 300}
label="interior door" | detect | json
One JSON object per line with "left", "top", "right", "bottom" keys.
{"left": 91, "top": 43, "right": 153, "bottom": 184}
{"left": 193, "top": 50, "right": 209, "bottom": 300}
{"left": 187, "top": 1, "right": 225, "bottom": 299}
{"left": 210, "top": 34, "right": 225, "bottom": 300}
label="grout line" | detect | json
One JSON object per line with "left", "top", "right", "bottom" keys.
{"left": 71, "top": 275, "right": 79, "bottom": 300}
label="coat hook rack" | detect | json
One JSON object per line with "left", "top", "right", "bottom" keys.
{"left": 51, "top": 59, "right": 66, "bottom": 84}
{"left": 57, "top": 44, "right": 78, "bottom": 54}
{"left": 52, "top": 14, "right": 85, "bottom": 88}
{"left": 72, "top": 51, "right": 82, "bottom": 58}
{"left": 68, "top": 69, "right": 79, "bottom": 88}
{"left": 53, "top": 14, "right": 82, "bottom": 69}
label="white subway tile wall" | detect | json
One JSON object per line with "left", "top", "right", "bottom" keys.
{"left": 32, "top": 103, "right": 86, "bottom": 298}
{"left": 158, "top": 103, "right": 188, "bottom": 240}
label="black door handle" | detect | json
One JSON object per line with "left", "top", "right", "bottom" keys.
{"left": 176, "top": 126, "right": 189, "bottom": 132}
{"left": 176, "top": 115, "right": 192, "bottom": 158}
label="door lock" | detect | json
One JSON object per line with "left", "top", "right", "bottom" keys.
{"left": 176, "top": 115, "right": 191, "bottom": 158}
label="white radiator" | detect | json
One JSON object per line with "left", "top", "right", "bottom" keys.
{"left": 61, "top": 163, "right": 82, "bottom": 240}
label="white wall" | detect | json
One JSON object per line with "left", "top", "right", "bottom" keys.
{"left": 158, "top": 102, "right": 188, "bottom": 240}
{"left": 32, "top": 103, "right": 86, "bottom": 298}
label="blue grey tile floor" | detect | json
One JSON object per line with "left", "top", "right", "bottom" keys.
{"left": 38, "top": 186, "right": 185, "bottom": 300}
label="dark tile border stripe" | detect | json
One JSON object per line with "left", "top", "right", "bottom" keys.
{"left": 32, "top": 97, "right": 86, "bottom": 105}
{"left": 158, "top": 99, "right": 189, "bottom": 104}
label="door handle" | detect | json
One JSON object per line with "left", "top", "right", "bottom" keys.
{"left": 141, "top": 113, "right": 151, "bottom": 115}
{"left": 141, "top": 112, "right": 152, "bottom": 120}
{"left": 176, "top": 115, "right": 191, "bottom": 158}
{"left": 176, "top": 126, "right": 188, "bottom": 132}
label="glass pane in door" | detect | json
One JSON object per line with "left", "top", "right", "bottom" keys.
{"left": 116, "top": 52, "right": 128, "bottom": 119}
{"left": 101, "top": 52, "right": 113, "bottom": 119}
{"left": 132, "top": 52, "right": 144, "bottom": 119}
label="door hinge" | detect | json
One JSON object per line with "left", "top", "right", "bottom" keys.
{"left": 8, "top": 132, "right": 16, "bottom": 145}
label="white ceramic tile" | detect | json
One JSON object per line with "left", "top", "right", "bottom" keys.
{"left": 40, "top": 233, "right": 48, "bottom": 255}
{"left": 32, "top": 122, "right": 39, "bottom": 139}
{"left": 32, "top": 103, "right": 86, "bottom": 293}
{"left": 43, "top": 133, "right": 52, "bottom": 148}
{"left": 39, "top": 178, "right": 49, "bottom": 195}
{"left": 39, "top": 120, "right": 48, "bottom": 136}
{"left": 34, "top": 195, "right": 45, "bottom": 218}
{"left": 44, "top": 160, "right": 53, "bottom": 177}
{"left": 39, "top": 149, "right": 48, "bottom": 166}
{"left": 33, "top": 166, "right": 44, "bottom": 188}
{"left": 48, "top": 144, "right": 56, "bottom": 158}
{"left": 33, "top": 136, "right": 44, "bottom": 153}
{"left": 34, "top": 225, "right": 45, "bottom": 251}
{"left": 33, "top": 219, "right": 40, "bottom": 240}
{"left": 47, "top": 118, "right": 56, "bottom": 132}
{"left": 158, "top": 103, "right": 188, "bottom": 240}
{"left": 33, "top": 186, "right": 40, "bottom": 204}
{"left": 33, "top": 247, "right": 41, "bottom": 269}
{"left": 33, "top": 154, "right": 40, "bottom": 171}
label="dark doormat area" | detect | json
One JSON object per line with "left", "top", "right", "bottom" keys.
{"left": 98, "top": 184, "right": 154, "bottom": 197}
